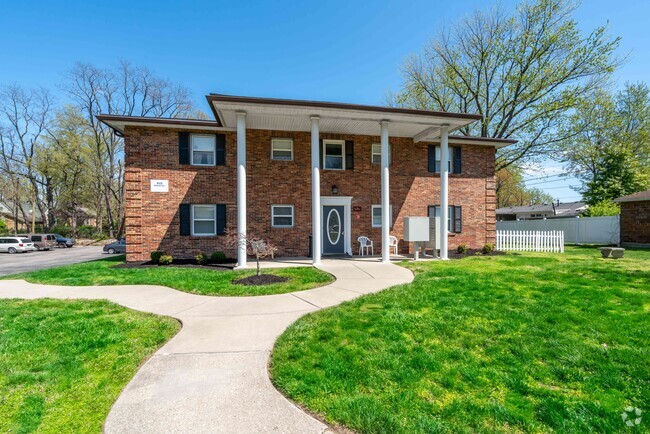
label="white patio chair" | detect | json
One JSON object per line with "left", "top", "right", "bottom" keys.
{"left": 357, "top": 236, "right": 374, "bottom": 256}
{"left": 388, "top": 236, "right": 399, "bottom": 255}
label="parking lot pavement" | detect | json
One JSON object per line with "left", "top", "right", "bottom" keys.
{"left": 0, "top": 246, "right": 107, "bottom": 276}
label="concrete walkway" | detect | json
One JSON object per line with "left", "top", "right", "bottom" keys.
{"left": 0, "top": 258, "right": 413, "bottom": 433}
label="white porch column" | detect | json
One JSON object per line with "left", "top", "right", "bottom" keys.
{"left": 236, "top": 111, "right": 247, "bottom": 268}
{"left": 311, "top": 116, "right": 321, "bottom": 265}
{"left": 381, "top": 120, "right": 390, "bottom": 263}
{"left": 439, "top": 125, "right": 449, "bottom": 260}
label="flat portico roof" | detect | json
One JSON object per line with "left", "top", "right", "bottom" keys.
{"left": 207, "top": 93, "right": 482, "bottom": 142}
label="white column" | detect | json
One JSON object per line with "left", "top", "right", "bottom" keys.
{"left": 381, "top": 121, "right": 390, "bottom": 263}
{"left": 236, "top": 111, "right": 247, "bottom": 268}
{"left": 311, "top": 116, "right": 321, "bottom": 265}
{"left": 439, "top": 125, "right": 449, "bottom": 260}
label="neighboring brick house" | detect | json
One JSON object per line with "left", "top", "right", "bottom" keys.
{"left": 98, "top": 94, "right": 515, "bottom": 264}
{"left": 614, "top": 190, "right": 650, "bottom": 248}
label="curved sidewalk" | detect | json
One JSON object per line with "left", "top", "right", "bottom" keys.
{"left": 0, "top": 258, "right": 413, "bottom": 434}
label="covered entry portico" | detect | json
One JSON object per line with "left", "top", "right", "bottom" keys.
{"left": 207, "top": 94, "right": 481, "bottom": 267}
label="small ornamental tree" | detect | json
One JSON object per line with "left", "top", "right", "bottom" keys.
{"left": 225, "top": 229, "right": 278, "bottom": 276}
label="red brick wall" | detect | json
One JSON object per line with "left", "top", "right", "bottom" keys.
{"left": 124, "top": 126, "right": 496, "bottom": 261}
{"left": 620, "top": 201, "right": 650, "bottom": 246}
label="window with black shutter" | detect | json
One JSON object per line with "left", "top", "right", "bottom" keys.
{"left": 427, "top": 145, "right": 462, "bottom": 174}
{"left": 179, "top": 204, "right": 191, "bottom": 235}
{"left": 428, "top": 205, "right": 462, "bottom": 233}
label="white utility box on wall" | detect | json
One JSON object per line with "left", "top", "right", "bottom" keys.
{"left": 403, "top": 217, "right": 430, "bottom": 242}
{"left": 403, "top": 216, "right": 440, "bottom": 260}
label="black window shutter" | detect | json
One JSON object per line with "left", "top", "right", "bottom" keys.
{"left": 179, "top": 132, "right": 190, "bottom": 165}
{"left": 215, "top": 134, "right": 226, "bottom": 166}
{"left": 216, "top": 204, "right": 226, "bottom": 235}
{"left": 427, "top": 206, "right": 436, "bottom": 217}
{"left": 454, "top": 206, "right": 462, "bottom": 233}
{"left": 319, "top": 139, "right": 323, "bottom": 169}
{"left": 179, "top": 204, "right": 191, "bottom": 235}
{"left": 453, "top": 146, "right": 462, "bottom": 174}
{"left": 345, "top": 140, "right": 354, "bottom": 170}
{"left": 427, "top": 145, "right": 436, "bottom": 172}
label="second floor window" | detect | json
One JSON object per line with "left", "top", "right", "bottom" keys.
{"left": 323, "top": 140, "right": 345, "bottom": 170}
{"left": 191, "top": 134, "right": 216, "bottom": 166}
{"left": 371, "top": 143, "right": 392, "bottom": 165}
{"left": 271, "top": 138, "right": 293, "bottom": 161}
{"left": 428, "top": 145, "right": 462, "bottom": 174}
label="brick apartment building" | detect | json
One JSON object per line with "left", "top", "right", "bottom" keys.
{"left": 98, "top": 94, "right": 515, "bottom": 265}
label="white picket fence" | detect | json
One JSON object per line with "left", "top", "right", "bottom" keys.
{"left": 496, "top": 230, "right": 564, "bottom": 253}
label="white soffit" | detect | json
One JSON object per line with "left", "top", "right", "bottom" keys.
{"left": 213, "top": 101, "right": 477, "bottom": 140}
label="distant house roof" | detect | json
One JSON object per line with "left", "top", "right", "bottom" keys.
{"left": 0, "top": 202, "right": 44, "bottom": 223}
{"left": 613, "top": 190, "right": 650, "bottom": 203}
{"left": 496, "top": 201, "right": 588, "bottom": 217}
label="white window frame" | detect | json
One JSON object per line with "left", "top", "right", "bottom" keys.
{"left": 371, "top": 143, "right": 392, "bottom": 165}
{"left": 191, "top": 134, "right": 216, "bottom": 167}
{"left": 271, "top": 205, "right": 295, "bottom": 228}
{"left": 191, "top": 204, "right": 217, "bottom": 236}
{"left": 434, "top": 146, "right": 458, "bottom": 174}
{"left": 371, "top": 205, "right": 393, "bottom": 228}
{"left": 323, "top": 139, "right": 346, "bottom": 170}
{"left": 271, "top": 138, "right": 294, "bottom": 161}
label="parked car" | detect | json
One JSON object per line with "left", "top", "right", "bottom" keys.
{"left": 103, "top": 238, "right": 126, "bottom": 254}
{"left": 0, "top": 237, "right": 36, "bottom": 253}
{"left": 53, "top": 234, "right": 76, "bottom": 248}
{"left": 18, "top": 233, "right": 58, "bottom": 251}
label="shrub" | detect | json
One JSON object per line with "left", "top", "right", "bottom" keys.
{"left": 210, "top": 251, "right": 228, "bottom": 264}
{"left": 457, "top": 244, "right": 468, "bottom": 254}
{"left": 158, "top": 254, "right": 173, "bottom": 266}
{"left": 50, "top": 225, "right": 73, "bottom": 237}
{"left": 195, "top": 252, "right": 209, "bottom": 265}
{"left": 482, "top": 243, "right": 495, "bottom": 254}
{"left": 0, "top": 218, "right": 7, "bottom": 235}
{"left": 150, "top": 251, "right": 165, "bottom": 263}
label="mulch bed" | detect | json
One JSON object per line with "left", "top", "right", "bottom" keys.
{"left": 448, "top": 248, "right": 506, "bottom": 259}
{"left": 114, "top": 258, "right": 237, "bottom": 270}
{"left": 232, "top": 274, "right": 289, "bottom": 286}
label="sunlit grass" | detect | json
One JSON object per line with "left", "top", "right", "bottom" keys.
{"left": 0, "top": 299, "right": 179, "bottom": 433}
{"left": 2, "top": 255, "right": 334, "bottom": 296}
{"left": 271, "top": 247, "right": 650, "bottom": 433}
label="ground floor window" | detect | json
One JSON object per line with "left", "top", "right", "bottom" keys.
{"left": 271, "top": 205, "right": 294, "bottom": 228}
{"left": 428, "top": 205, "right": 462, "bottom": 233}
{"left": 371, "top": 205, "right": 393, "bottom": 228}
{"left": 192, "top": 205, "right": 217, "bottom": 236}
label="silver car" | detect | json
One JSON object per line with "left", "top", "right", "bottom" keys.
{"left": 0, "top": 237, "right": 37, "bottom": 254}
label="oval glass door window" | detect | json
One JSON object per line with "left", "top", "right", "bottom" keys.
{"left": 327, "top": 209, "right": 341, "bottom": 245}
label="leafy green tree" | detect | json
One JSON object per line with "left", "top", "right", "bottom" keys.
{"left": 581, "top": 146, "right": 647, "bottom": 204}
{"left": 496, "top": 167, "right": 555, "bottom": 207}
{"left": 391, "top": 0, "right": 621, "bottom": 170}
{"left": 561, "top": 83, "right": 650, "bottom": 203}
{"left": 584, "top": 200, "right": 620, "bottom": 217}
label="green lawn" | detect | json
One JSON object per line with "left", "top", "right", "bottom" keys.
{"left": 271, "top": 247, "right": 650, "bottom": 433}
{"left": 0, "top": 299, "right": 179, "bottom": 433}
{"left": 3, "top": 255, "right": 334, "bottom": 296}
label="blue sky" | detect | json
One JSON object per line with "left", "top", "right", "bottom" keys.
{"left": 1, "top": 0, "right": 648, "bottom": 202}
